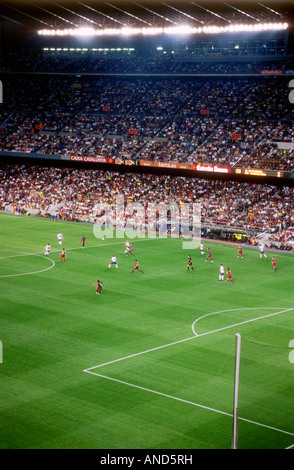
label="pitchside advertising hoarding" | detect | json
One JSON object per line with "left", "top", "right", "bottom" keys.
{"left": 2, "top": 151, "right": 290, "bottom": 179}
{"left": 69, "top": 155, "right": 294, "bottom": 178}
{"left": 139, "top": 161, "right": 231, "bottom": 173}
{"left": 70, "top": 155, "right": 115, "bottom": 164}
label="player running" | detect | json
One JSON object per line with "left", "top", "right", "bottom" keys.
{"left": 93, "top": 280, "right": 103, "bottom": 295}
{"left": 44, "top": 243, "right": 51, "bottom": 256}
{"left": 60, "top": 248, "right": 66, "bottom": 262}
{"left": 187, "top": 255, "right": 194, "bottom": 271}
{"left": 237, "top": 245, "right": 244, "bottom": 259}
{"left": 57, "top": 232, "right": 63, "bottom": 246}
{"left": 126, "top": 242, "right": 134, "bottom": 256}
{"left": 206, "top": 248, "right": 214, "bottom": 263}
{"left": 108, "top": 255, "right": 118, "bottom": 269}
{"left": 131, "top": 259, "right": 144, "bottom": 273}
{"left": 226, "top": 267, "right": 234, "bottom": 284}
{"left": 259, "top": 243, "right": 267, "bottom": 259}
{"left": 124, "top": 241, "right": 130, "bottom": 255}
{"left": 219, "top": 264, "right": 224, "bottom": 281}
{"left": 272, "top": 256, "right": 277, "bottom": 272}
{"left": 200, "top": 242, "right": 205, "bottom": 255}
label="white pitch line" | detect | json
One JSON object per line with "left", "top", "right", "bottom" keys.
{"left": 0, "top": 255, "right": 55, "bottom": 278}
{"left": 285, "top": 443, "right": 294, "bottom": 449}
{"left": 192, "top": 307, "right": 294, "bottom": 336}
{"left": 84, "top": 370, "right": 294, "bottom": 438}
{"left": 83, "top": 306, "right": 294, "bottom": 440}
{"left": 84, "top": 335, "right": 197, "bottom": 371}
{"left": 0, "top": 237, "right": 153, "bottom": 260}
{"left": 84, "top": 307, "right": 294, "bottom": 371}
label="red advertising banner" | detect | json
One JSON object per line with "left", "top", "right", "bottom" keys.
{"left": 194, "top": 164, "right": 230, "bottom": 174}
{"left": 139, "top": 161, "right": 230, "bottom": 173}
{"left": 231, "top": 134, "right": 241, "bottom": 141}
{"left": 140, "top": 161, "right": 153, "bottom": 167}
{"left": 200, "top": 109, "right": 210, "bottom": 115}
{"left": 129, "top": 129, "right": 138, "bottom": 134}
{"left": 70, "top": 156, "right": 114, "bottom": 163}
{"left": 102, "top": 106, "right": 110, "bottom": 111}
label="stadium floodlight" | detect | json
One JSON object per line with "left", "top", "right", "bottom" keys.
{"left": 121, "top": 27, "right": 142, "bottom": 36}
{"left": 37, "top": 22, "right": 288, "bottom": 37}
{"left": 142, "top": 27, "right": 164, "bottom": 36}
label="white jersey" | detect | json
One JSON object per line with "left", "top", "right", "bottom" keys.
{"left": 45, "top": 244, "right": 51, "bottom": 254}
{"left": 111, "top": 256, "right": 117, "bottom": 263}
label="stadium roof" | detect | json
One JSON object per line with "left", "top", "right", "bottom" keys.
{"left": 1, "top": 1, "right": 293, "bottom": 32}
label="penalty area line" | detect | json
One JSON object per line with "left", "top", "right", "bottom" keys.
{"left": 84, "top": 307, "right": 294, "bottom": 372}
{"left": 192, "top": 307, "right": 294, "bottom": 336}
{"left": 83, "top": 370, "right": 294, "bottom": 439}
{"left": 83, "top": 306, "right": 294, "bottom": 442}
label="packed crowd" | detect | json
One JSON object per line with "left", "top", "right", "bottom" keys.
{"left": 2, "top": 51, "right": 290, "bottom": 74}
{"left": 0, "top": 75, "right": 293, "bottom": 170}
{"left": 0, "top": 165, "right": 293, "bottom": 246}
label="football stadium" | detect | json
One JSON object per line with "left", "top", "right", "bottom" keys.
{"left": 1, "top": 0, "right": 294, "bottom": 453}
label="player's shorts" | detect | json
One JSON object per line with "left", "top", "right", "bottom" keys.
{"left": 133, "top": 266, "right": 139, "bottom": 270}
{"left": 227, "top": 275, "right": 232, "bottom": 280}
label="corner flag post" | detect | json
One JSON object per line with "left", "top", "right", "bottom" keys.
{"left": 232, "top": 333, "right": 241, "bottom": 449}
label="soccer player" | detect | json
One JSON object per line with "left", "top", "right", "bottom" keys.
{"left": 93, "top": 280, "right": 103, "bottom": 295}
{"left": 187, "top": 255, "right": 194, "bottom": 271}
{"left": 226, "top": 267, "right": 234, "bottom": 284}
{"left": 219, "top": 264, "right": 224, "bottom": 281}
{"left": 200, "top": 242, "right": 205, "bottom": 255}
{"left": 57, "top": 232, "right": 63, "bottom": 246}
{"left": 60, "top": 248, "right": 66, "bottom": 262}
{"left": 206, "top": 248, "right": 214, "bottom": 263}
{"left": 127, "top": 242, "right": 134, "bottom": 256}
{"left": 124, "top": 241, "right": 130, "bottom": 255}
{"left": 44, "top": 243, "right": 51, "bottom": 256}
{"left": 108, "top": 255, "right": 118, "bottom": 269}
{"left": 81, "top": 235, "right": 86, "bottom": 249}
{"left": 259, "top": 243, "right": 267, "bottom": 258}
{"left": 237, "top": 245, "right": 244, "bottom": 259}
{"left": 131, "top": 259, "right": 144, "bottom": 273}
{"left": 272, "top": 256, "right": 277, "bottom": 272}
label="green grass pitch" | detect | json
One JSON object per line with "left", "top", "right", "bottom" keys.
{"left": 0, "top": 212, "right": 294, "bottom": 449}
